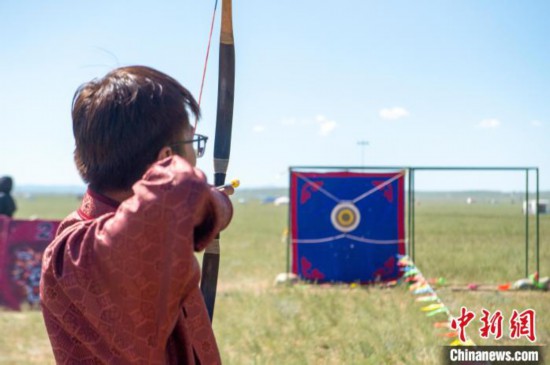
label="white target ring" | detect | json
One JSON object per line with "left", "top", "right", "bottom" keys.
{"left": 330, "top": 202, "right": 361, "bottom": 233}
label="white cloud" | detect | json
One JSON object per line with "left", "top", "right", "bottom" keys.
{"left": 531, "top": 120, "right": 543, "bottom": 127}
{"left": 477, "top": 118, "right": 501, "bottom": 129}
{"left": 279, "top": 115, "right": 337, "bottom": 136}
{"left": 379, "top": 107, "right": 410, "bottom": 120}
{"left": 252, "top": 125, "right": 266, "bottom": 133}
{"left": 315, "top": 115, "right": 337, "bottom": 136}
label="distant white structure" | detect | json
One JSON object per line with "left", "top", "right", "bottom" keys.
{"left": 466, "top": 197, "right": 474, "bottom": 205}
{"left": 274, "top": 196, "right": 289, "bottom": 206}
{"left": 523, "top": 199, "right": 549, "bottom": 215}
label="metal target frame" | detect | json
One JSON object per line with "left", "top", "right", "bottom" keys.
{"left": 288, "top": 166, "right": 541, "bottom": 279}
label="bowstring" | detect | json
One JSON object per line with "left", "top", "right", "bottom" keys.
{"left": 194, "top": 0, "right": 219, "bottom": 134}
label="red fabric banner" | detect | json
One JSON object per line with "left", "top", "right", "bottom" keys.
{"left": 0, "top": 217, "right": 60, "bottom": 310}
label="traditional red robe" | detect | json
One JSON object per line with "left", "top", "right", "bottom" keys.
{"left": 40, "top": 156, "right": 232, "bottom": 364}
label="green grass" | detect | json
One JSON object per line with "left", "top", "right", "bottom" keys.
{"left": 0, "top": 194, "right": 548, "bottom": 364}
{"left": 414, "top": 202, "right": 546, "bottom": 282}
{"left": 13, "top": 194, "right": 81, "bottom": 221}
{"left": 0, "top": 311, "right": 53, "bottom": 364}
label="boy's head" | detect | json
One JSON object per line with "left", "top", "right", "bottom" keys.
{"left": 72, "top": 66, "right": 200, "bottom": 192}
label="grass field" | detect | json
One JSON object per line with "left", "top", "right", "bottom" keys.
{"left": 1, "top": 192, "right": 548, "bottom": 364}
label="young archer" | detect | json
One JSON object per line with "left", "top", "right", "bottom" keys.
{"left": 40, "top": 65, "right": 233, "bottom": 364}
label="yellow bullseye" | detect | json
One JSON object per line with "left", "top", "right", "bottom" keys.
{"left": 336, "top": 208, "right": 355, "bottom": 227}
{"left": 330, "top": 202, "right": 361, "bottom": 233}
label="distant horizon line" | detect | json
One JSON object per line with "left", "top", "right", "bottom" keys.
{"left": 12, "top": 184, "right": 550, "bottom": 195}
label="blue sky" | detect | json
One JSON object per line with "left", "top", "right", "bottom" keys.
{"left": 1, "top": 0, "right": 549, "bottom": 192}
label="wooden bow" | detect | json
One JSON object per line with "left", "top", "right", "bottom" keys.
{"left": 200, "top": 0, "right": 235, "bottom": 322}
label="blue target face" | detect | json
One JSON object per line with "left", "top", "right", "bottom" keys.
{"left": 290, "top": 171, "right": 405, "bottom": 283}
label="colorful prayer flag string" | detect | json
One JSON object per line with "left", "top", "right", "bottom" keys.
{"left": 397, "top": 255, "right": 477, "bottom": 347}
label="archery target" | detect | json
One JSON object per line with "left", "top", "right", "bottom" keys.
{"left": 330, "top": 202, "right": 361, "bottom": 232}
{"left": 290, "top": 170, "right": 405, "bottom": 283}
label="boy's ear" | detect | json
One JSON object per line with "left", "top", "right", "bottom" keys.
{"left": 157, "top": 146, "right": 174, "bottom": 161}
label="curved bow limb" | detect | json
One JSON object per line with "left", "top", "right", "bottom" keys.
{"left": 200, "top": 0, "right": 235, "bottom": 322}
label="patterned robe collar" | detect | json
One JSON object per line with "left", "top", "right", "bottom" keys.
{"left": 77, "top": 188, "right": 121, "bottom": 220}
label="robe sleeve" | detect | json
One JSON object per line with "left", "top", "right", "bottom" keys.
{"left": 50, "top": 155, "right": 232, "bottom": 362}
{"left": 94, "top": 153, "right": 232, "bottom": 292}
